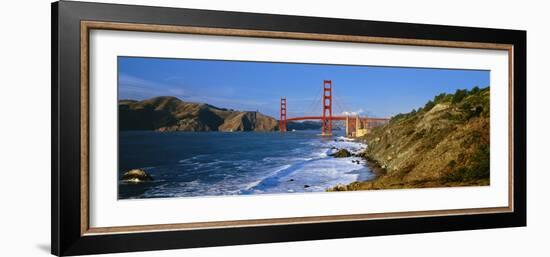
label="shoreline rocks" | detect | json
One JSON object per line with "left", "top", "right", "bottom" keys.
{"left": 330, "top": 148, "right": 352, "bottom": 158}
{"left": 122, "top": 169, "right": 153, "bottom": 182}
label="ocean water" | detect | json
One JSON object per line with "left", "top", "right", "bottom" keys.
{"left": 118, "top": 130, "right": 375, "bottom": 199}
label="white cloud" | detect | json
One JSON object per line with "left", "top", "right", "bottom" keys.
{"left": 341, "top": 108, "right": 364, "bottom": 116}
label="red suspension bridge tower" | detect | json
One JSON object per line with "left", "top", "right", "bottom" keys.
{"left": 279, "top": 97, "right": 287, "bottom": 132}
{"left": 322, "top": 80, "right": 333, "bottom": 136}
{"left": 279, "top": 80, "right": 390, "bottom": 137}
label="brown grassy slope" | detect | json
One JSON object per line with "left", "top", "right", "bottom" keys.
{"left": 218, "top": 112, "right": 279, "bottom": 132}
{"left": 119, "top": 96, "right": 279, "bottom": 132}
{"left": 331, "top": 87, "right": 490, "bottom": 190}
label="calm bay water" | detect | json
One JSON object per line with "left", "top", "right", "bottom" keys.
{"left": 119, "top": 130, "right": 374, "bottom": 199}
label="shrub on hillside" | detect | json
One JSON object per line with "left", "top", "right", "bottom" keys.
{"left": 444, "top": 145, "right": 490, "bottom": 182}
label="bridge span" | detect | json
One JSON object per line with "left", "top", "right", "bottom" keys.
{"left": 280, "top": 80, "right": 390, "bottom": 137}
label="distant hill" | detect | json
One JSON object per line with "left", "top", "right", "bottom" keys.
{"left": 119, "top": 96, "right": 278, "bottom": 132}
{"left": 287, "top": 120, "right": 322, "bottom": 130}
{"left": 332, "top": 86, "right": 490, "bottom": 190}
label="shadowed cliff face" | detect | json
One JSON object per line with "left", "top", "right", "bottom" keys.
{"left": 330, "top": 87, "right": 490, "bottom": 191}
{"left": 119, "top": 96, "right": 279, "bottom": 132}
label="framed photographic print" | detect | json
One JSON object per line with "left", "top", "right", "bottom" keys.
{"left": 51, "top": 1, "right": 526, "bottom": 256}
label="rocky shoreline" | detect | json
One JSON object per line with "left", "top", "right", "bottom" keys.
{"left": 325, "top": 139, "right": 383, "bottom": 192}
{"left": 328, "top": 87, "right": 491, "bottom": 191}
{"left": 321, "top": 138, "right": 381, "bottom": 191}
{"left": 327, "top": 147, "right": 488, "bottom": 192}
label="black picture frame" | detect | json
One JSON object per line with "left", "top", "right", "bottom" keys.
{"left": 52, "top": 1, "right": 526, "bottom": 256}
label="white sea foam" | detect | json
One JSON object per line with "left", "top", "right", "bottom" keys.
{"left": 335, "top": 136, "right": 355, "bottom": 142}
{"left": 133, "top": 134, "right": 374, "bottom": 199}
{"left": 243, "top": 164, "right": 292, "bottom": 190}
{"left": 266, "top": 156, "right": 371, "bottom": 193}
{"left": 262, "top": 157, "right": 313, "bottom": 162}
{"left": 243, "top": 139, "right": 374, "bottom": 194}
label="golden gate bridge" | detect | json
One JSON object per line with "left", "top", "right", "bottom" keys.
{"left": 279, "top": 80, "right": 390, "bottom": 137}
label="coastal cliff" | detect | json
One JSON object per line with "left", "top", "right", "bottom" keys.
{"left": 119, "top": 96, "right": 279, "bottom": 132}
{"left": 331, "top": 86, "right": 490, "bottom": 190}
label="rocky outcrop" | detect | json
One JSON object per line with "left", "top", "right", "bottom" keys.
{"left": 122, "top": 169, "right": 153, "bottom": 182}
{"left": 119, "top": 96, "right": 279, "bottom": 132}
{"left": 330, "top": 149, "right": 352, "bottom": 158}
{"left": 218, "top": 112, "right": 279, "bottom": 132}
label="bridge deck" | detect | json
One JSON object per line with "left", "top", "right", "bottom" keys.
{"left": 286, "top": 116, "right": 390, "bottom": 122}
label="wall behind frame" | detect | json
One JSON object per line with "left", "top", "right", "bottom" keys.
{"left": 0, "top": 0, "right": 546, "bottom": 256}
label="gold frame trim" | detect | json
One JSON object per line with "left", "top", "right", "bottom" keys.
{"left": 80, "top": 21, "right": 514, "bottom": 236}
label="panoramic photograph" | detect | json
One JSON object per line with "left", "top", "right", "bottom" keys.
{"left": 117, "top": 56, "right": 490, "bottom": 199}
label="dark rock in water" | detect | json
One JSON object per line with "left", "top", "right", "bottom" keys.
{"left": 331, "top": 184, "right": 348, "bottom": 191}
{"left": 330, "top": 149, "right": 352, "bottom": 158}
{"left": 289, "top": 179, "right": 295, "bottom": 182}
{"left": 304, "top": 184, "right": 310, "bottom": 188}
{"left": 122, "top": 169, "right": 153, "bottom": 182}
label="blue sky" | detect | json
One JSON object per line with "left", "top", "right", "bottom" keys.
{"left": 118, "top": 57, "right": 489, "bottom": 118}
